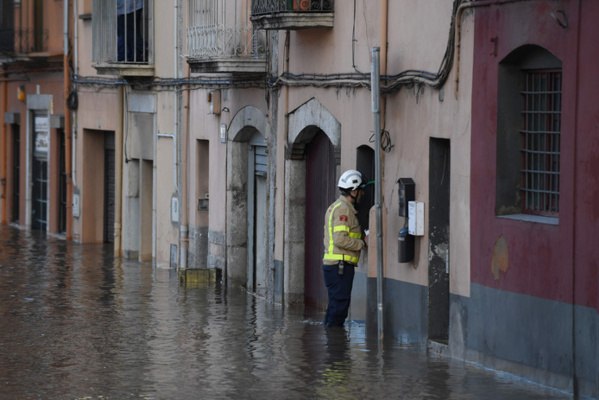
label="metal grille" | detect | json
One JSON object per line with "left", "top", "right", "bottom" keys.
{"left": 32, "top": 157, "right": 48, "bottom": 231}
{"left": 0, "top": 0, "right": 50, "bottom": 53}
{"left": 187, "top": 0, "right": 265, "bottom": 59}
{"left": 251, "top": 0, "right": 333, "bottom": 15}
{"left": 520, "top": 70, "right": 561, "bottom": 215}
{"left": 93, "top": 0, "right": 149, "bottom": 63}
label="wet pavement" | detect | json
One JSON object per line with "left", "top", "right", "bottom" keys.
{"left": 0, "top": 226, "right": 573, "bottom": 399}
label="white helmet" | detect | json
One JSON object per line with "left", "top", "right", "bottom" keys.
{"left": 338, "top": 170, "right": 364, "bottom": 191}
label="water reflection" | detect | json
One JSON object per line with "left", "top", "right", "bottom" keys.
{"left": 0, "top": 226, "right": 570, "bottom": 399}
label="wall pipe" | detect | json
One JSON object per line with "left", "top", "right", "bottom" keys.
{"left": 371, "top": 47, "right": 384, "bottom": 342}
{"left": 71, "top": 0, "right": 78, "bottom": 192}
{"left": 571, "top": 1, "right": 581, "bottom": 396}
{"left": 63, "top": 0, "right": 73, "bottom": 239}
{"left": 454, "top": 0, "right": 534, "bottom": 96}
{"left": 175, "top": 0, "right": 188, "bottom": 270}
{"left": 114, "top": 85, "right": 124, "bottom": 256}
{"left": 373, "top": 0, "right": 389, "bottom": 342}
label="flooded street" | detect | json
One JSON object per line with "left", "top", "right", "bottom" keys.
{"left": 0, "top": 226, "right": 571, "bottom": 400}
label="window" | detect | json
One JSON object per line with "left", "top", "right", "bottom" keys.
{"left": 496, "top": 45, "right": 562, "bottom": 221}
{"left": 521, "top": 70, "right": 561, "bottom": 215}
{"left": 93, "top": 0, "right": 150, "bottom": 64}
{"left": 0, "top": 0, "right": 14, "bottom": 52}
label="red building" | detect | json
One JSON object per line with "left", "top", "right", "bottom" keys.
{"left": 466, "top": 1, "right": 599, "bottom": 397}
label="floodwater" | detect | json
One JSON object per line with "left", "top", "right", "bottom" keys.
{"left": 0, "top": 226, "right": 572, "bottom": 400}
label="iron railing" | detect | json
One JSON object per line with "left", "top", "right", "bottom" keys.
{"left": 187, "top": 24, "right": 264, "bottom": 59}
{"left": 0, "top": 28, "right": 49, "bottom": 54}
{"left": 0, "top": 0, "right": 49, "bottom": 55}
{"left": 187, "top": 0, "right": 265, "bottom": 60}
{"left": 251, "top": 0, "right": 333, "bottom": 16}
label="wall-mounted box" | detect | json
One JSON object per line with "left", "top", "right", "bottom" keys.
{"left": 408, "top": 201, "right": 424, "bottom": 236}
{"left": 397, "top": 178, "right": 415, "bottom": 217}
{"left": 198, "top": 198, "right": 209, "bottom": 211}
{"left": 209, "top": 90, "right": 221, "bottom": 115}
{"left": 398, "top": 227, "right": 414, "bottom": 263}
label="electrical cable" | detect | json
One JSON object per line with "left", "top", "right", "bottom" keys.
{"left": 70, "top": 0, "right": 465, "bottom": 95}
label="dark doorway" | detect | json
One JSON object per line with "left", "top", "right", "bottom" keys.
{"left": 31, "top": 156, "right": 48, "bottom": 231}
{"left": 304, "top": 131, "right": 336, "bottom": 310}
{"left": 11, "top": 125, "right": 20, "bottom": 223}
{"left": 104, "top": 132, "right": 115, "bottom": 243}
{"left": 428, "top": 138, "right": 450, "bottom": 343}
{"left": 58, "top": 129, "right": 67, "bottom": 234}
{"left": 247, "top": 132, "right": 268, "bottom": 293}
{"left": 356, "top": 145, "right": 375, "bottom": 233}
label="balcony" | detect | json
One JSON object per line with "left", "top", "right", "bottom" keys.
{"left": 0, "top": 0, "right": 57, "bottom": 60}
{"left": 92, "top": 0, "right": 154, "bottom": 77}
{"left": 0, "top": 28, "right": 49, "bottom": 56}
{"left": 186, "top": 0, "right": 266, "bottom": 75}
{"left": 250, "top": 0, "right": 334, "bottom": 30}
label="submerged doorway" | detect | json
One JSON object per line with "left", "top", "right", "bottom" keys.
{"left": 103, "top": 133, "right": 115, "bottom": 243}
{"left": 11, "top": 124, "right": 20, "bottom": 223}
{"left": 428, "top": 138, "right": 450, "bottom": 343}
{"left": 304, "top": 131, "right": 336, "bottom": 310}
{"left": 247, "top": 132, "right": 268, "bottom": 294}
{"left": 31, "top": 113, "right": 49, "bottom": 231}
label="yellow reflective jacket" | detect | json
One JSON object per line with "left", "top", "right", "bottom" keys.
{"left": 323, "top": 195, "right": 364, "bottom": 265}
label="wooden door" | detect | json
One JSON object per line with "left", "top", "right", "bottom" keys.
{"left": 304, "top": 131, "right": 336, "bottom": 310}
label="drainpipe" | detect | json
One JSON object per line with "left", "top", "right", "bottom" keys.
{"left": 373, "top": 0, "right": 389, "bottom": 342}
{"left": 571, "top": 1, "right": 581, "bottom": 396}
{"left": 175, "top": 0, "right": 188, "bottom": 270}
{"left": 372, "top": 47, "right": 384, "bottom": 342}
{"left": 0, "top": 65, "right": 6, "bottom": 225}
{"left": 454, "top": 0, "right": 531, "bottom": 96}
{"left": 63, "top": 0, "right": 73, "bottom": 240}
{"left": 115, "top": 85, "right": 124, "bottom": 257}
{"left": 72, "top": 0, "right": 78, "bottom": 193}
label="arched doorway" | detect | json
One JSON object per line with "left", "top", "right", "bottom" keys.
{"left": 226, "top": 106, "right": 271, "bottom": 288}
{"left": 247, "top": 131, "right": 268, "bottom": 294}
{"left": 285, "top": 98, "right": 341, "bottom": 306}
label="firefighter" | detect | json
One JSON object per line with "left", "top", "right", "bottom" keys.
{"left": 322, "top": 170, "right": 368, "bottom": 328}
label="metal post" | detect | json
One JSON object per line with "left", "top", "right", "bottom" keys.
{"left": 371, "top": 47, "right": 384, "bottom": 341}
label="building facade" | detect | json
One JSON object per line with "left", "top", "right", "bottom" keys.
{"left": 0, "top": 0, "right": 71, "bottom": 236}
{"left": 465, "top": 1, "right": 599, "bottom": 397}
{"left": 2, "top": 0, "right": 598, "bottom": 398}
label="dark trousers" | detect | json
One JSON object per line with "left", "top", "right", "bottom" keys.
{"left": 323, "top": 262, "right": 355, "bottom": 327}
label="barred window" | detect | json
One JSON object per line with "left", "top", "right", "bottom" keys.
{"left": 496, "top": 45, "right": 561, "bottom": 222}
{"left": 521, "top": 70, "right": 561, "bottom": 215}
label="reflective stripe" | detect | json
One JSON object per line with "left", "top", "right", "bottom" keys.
{"left": 326, "top": 202, "right": 342, "bottom": 257}
{"left": 323, "top": 253, "right": 359, "bottom": 264}
{"left": 324, "top": 202, "right": 360, "bottom": 264}
{"left": 333, "top": 222, "right": 362, "bottom": 239}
